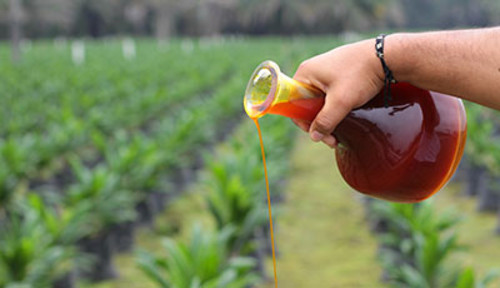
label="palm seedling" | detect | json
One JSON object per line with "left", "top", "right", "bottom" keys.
{"left": 105, "top": 132, "right": 166, "bottom": 248}
{"left": 48, "top": 107, "right": 87, "bottom": 153}
{"left": 454, "top": 267, "right": 500, "bottom": 288}
{"left": 386, "top": 231, "right": 499, "bottom": 288}
{"left": 370, "top": 200, "right": 499, "bottom": 287}
{"left": 169, "top": 108, "right": 214, "bottom": 166}
{"left": 0, "top": 136, "right": 37, "bottom": 208}
{"left": 203, "top": 143, "right": 273, "bottom": 277}
{"left": 107, "top": 132, "right": 164, "bottom": 201}
{"left": 0, "top": 136, "right": 38, "bottom": 180}
{"left": 0, "top": 161, "right": 18, "bottom": 212}
{"left": 157, "top": 108, "right": 213, "bottom": 191}
{"left": 137, "top": 225, "right": 258, "bottom": 288}
{"left": 473, "top": 110, "right": 500, "bottom": 213}
{"left": 205, "top": 158, "right": 268, "bottom": 255}
{"left": 238, "top": 116, "right": 296, "bottom": 201}
{"left": 0, "top": 195, "right": 77, "bottom": 288}
{"left": 464, "top": 104, "right": 495, "bottom": 197}
{"left": 65, "top": 158, "right": 136, "bottom": 281}
{"left": 0, "top": 135, "right": 42, "bottom": 214}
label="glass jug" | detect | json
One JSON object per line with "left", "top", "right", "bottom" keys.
{"left": 244, "top": 60, "right": 467, "bottom": 203}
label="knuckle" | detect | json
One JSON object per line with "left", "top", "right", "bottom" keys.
{"left": 330, "top": 92, "right": 354, "bottom": 112}
{"left": 314, "top": 114, "right": 334, "bottom": 132}
{"left": 333, "top": 97, "right": 350, "bottom": 111}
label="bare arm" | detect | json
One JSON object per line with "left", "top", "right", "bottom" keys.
{"left": 387, "top": 28, "right": 500, "bottom": 109}
{"left": 293, "top": 27, "right": 500, "bottom": 148}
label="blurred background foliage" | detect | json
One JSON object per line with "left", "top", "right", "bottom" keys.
{"left": 0, "top": 0, "right": 500, "bottom": 40}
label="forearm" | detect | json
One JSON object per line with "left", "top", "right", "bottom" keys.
{"left": 385, "top": 28, "right": 500, "bottom": 109}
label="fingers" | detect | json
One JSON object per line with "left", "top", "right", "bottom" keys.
{"left": 309, "top": 87, "right": 352, "bottom": 147}
{"left": 292, "top": 119, "right": 338, "bottom": 148}
{"left": 292, "top": 61, "right": 345, "bottom": 149}
{"left": 293, "top": 59, "right": 339, "bottom": 149}
{"left": 321, "top": 134, "right": 338, "bottom": 148}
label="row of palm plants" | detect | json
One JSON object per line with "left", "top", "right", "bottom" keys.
{"left": 1, "top": 40, "right": 235, "bottom": 137}
{"left": 0, "top": 44, "right": 235, "bottom": 187}
{"left": 365, "top": 199, "right": 499, "bottom": 287}
{"left": 0, "top": 40, "right": 239, "bottom": 219}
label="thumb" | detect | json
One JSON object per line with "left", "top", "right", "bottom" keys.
{"left": 309, "top": 89, "right": 352, "bottom": 142}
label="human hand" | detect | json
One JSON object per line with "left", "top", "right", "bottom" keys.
{"left": 292, "top": 39, "right": 385, "bottom": 148}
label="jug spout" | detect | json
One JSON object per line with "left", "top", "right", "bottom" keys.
{"left": 244, "top": 60, "right": 325, "bottom": 121}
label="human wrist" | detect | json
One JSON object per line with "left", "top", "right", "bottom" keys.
{"left": 382, "top": 33, "right": 417, "bottom": 84}
{"left": 348, "top": 38, "right": 386, "bottom": 88}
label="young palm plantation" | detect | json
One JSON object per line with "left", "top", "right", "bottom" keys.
{"left": 0, "top": 36, "right": 499, "bottom": 287}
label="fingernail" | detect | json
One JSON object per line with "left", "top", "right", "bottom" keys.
{"left": 310, "top": 131, "right": 324, "bottom": 142}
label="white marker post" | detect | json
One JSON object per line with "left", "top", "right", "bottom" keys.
{"left": 72, "top": 40, "right": 85, "bottom": 66}
{"left": 122, "top": 38, "right": 136, "bottom": 60}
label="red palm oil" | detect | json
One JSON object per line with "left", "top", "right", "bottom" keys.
{"left": 253, "top": 119, "right": 278, "bottom": 288}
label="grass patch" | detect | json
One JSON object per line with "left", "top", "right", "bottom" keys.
{"left": 264, "top": 133, "right": 383, "bottom": 288}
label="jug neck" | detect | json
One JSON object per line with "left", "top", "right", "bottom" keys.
{"left": 244, "top": 60, "right": 324, "bottom": 120}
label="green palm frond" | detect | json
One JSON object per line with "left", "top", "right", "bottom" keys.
{"left": 65, "top": 159, "right": 137, "bottom": 236}
{"left": 0, "top": 196, "right": 77, "bottom": 288}
{"left": 137, "top": 225, "right": 256, "bottom": 288}
{"left": 371, "top": 200, "right": 471, "bottom": 287}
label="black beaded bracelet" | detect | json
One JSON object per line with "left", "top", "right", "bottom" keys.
{"left": 375, "top": 34, "right": 396, "bottom": 107}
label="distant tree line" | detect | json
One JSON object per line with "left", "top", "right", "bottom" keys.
{"left": 1, "top": 0, "right": 500, "bottom": 40}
